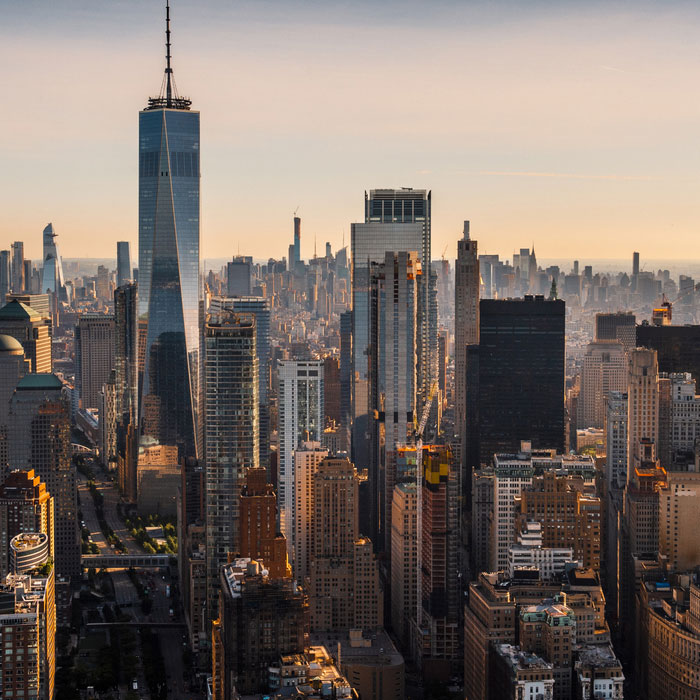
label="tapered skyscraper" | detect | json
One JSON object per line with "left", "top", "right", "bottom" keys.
{"left": 40, "top": 223, "right": 66, "bottom": 300}
{"left": 138, "top": 2, "right": 201, "bottom": 459}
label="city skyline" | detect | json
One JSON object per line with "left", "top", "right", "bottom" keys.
{"left": 4, "top": 0, "right": 700, "bottom": 260}
{"left": 4, "top": 2, "right": 700, "bottom": 697}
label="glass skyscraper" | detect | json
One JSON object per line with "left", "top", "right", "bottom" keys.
{"left": 40, "top": 223, "right": 66, "bottom": 300}
{"left": 138, "top": 5, "right": 201, "bottom": 460}
{"left": 209, "top": 296, "right": 271, "bottom": 470}
{"left": 350, "top": 188, "right": 431, "bottom": 470}
{"left": 204, "top": 311, "right": 259, "bottom": 622}
{"left": 116, "top": 241, "right": 132, "bottom": 288}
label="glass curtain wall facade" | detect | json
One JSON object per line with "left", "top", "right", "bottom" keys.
{"left": 369, "top": 251, "right": 421, "bottom": 549}
{"left": 351, "top": 188, "right": 432, "bottom": 472}
{"left": 209, "top": 296, "right": 271, "bottom": 471}
{"left": 474, "top": 297, "right": 566, "bottom": 464}
{"left": 204, "top": 311, "right": 259, "bottom": 622}
{"left": 40, "top": 223, "right": 66, "bottom": 300}
{"left": 138, "top": 106, "right": 201, "bottom": 460}
{"left": 117, "top": 241, "right": 132, "bottom": 288}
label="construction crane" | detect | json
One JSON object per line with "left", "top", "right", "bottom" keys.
{"left": 415, "top": 380, "right": 438, "bottom": 631}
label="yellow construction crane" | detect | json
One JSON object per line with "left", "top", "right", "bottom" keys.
{"left": 415, "top": 380, "right": 438, "bottom": 629}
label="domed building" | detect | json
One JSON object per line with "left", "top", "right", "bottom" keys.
{"left": 0, "top": 332, "right": 23, "bottom": 354}
{"left": 0, "top": 334, "right": 27, "bottom": 453}
{"left": 0, "top": 300, "right": 52, "bottom": 372}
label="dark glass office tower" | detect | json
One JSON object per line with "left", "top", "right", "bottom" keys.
{"left": 471, "top": 296, "right": 565, "bottom": 465}
{"left": 138, "top": 3, "right": 201, "bottom": 459}
{"left": 636, "top": 323, "right": 700, "bottom": 386}
{"left": 115, "top": 283, "right": 138, "bottom": 502}
{"left": 117, "top": 241, "right": 132, "bottom": 288}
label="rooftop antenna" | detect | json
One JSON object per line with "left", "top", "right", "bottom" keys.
{"left": 165, "top": 1, "right": 173, "bottom": 106}
{"left": 147, "top": 0, "right": 191, "bottom": 110}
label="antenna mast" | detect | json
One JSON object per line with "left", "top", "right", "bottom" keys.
{"left": 165, "top": 1, "right": 173, "bottom": 106}
{"left": 146, "top": 0, "right": 191, "bottom": 110}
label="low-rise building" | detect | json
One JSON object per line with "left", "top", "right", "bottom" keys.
{"left": 489, "top": 644, "right": 554, "bottom": 700}
{"left": 574, "top": 644, "right": 624, "bottom": 699}
{"left": 312, "top": 629, "right": 405, "bottom": 700}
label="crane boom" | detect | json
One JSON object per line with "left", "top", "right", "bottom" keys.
{"left": 415, "top": 380, "right": 438, "bottom": 630}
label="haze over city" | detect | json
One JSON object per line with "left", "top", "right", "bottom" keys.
{"left": 3, "top": 0, "right": 700, "bottom": 260}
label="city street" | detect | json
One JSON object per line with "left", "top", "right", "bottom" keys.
{"left": 78, "top": 473, "right": 109, "bottom": 553}
{"left": 79, "top": 467, "right": 194, "bottom": 698}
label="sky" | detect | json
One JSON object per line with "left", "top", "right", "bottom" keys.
{"left": 2, "top": 0, "right": 700, "bottom": 264}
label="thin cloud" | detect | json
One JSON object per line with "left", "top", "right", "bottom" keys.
{"left": 480, "top": 170, "right": 656, "bottom": 181}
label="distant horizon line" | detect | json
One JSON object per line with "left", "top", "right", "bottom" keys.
{"left": 51, "top": 256, "right": 700, "bottom": 264}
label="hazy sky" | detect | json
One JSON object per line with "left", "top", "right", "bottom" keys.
{"left": 2, "top": 0, "right": 700, "bottom": 263}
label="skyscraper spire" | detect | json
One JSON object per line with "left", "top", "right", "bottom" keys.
{"left": 165, "top": 1, "right": 172, "bottom": 105}
{"left": 146, "top": 0, "right": 191, "bottom": 110}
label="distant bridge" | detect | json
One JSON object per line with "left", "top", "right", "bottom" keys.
{"left": 81, "top": 553, "right": 171, "bottom": 569}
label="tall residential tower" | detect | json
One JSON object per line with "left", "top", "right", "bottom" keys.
{"left": 204, "top": 311, "right": 259, "bottom": 622}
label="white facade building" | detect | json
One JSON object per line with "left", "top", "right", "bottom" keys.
{"left": 507, "top": 521, "right": 575, "bottom": 580}
{"left": 277, "top": 360, "right": 324, "bottom": 550}
{"left": 489, "top": 444, "right": 595, "bottom": 572}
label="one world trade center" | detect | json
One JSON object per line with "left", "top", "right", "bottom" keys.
{"left": 138, "top": 2, "right": 201, "bottom": 460}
